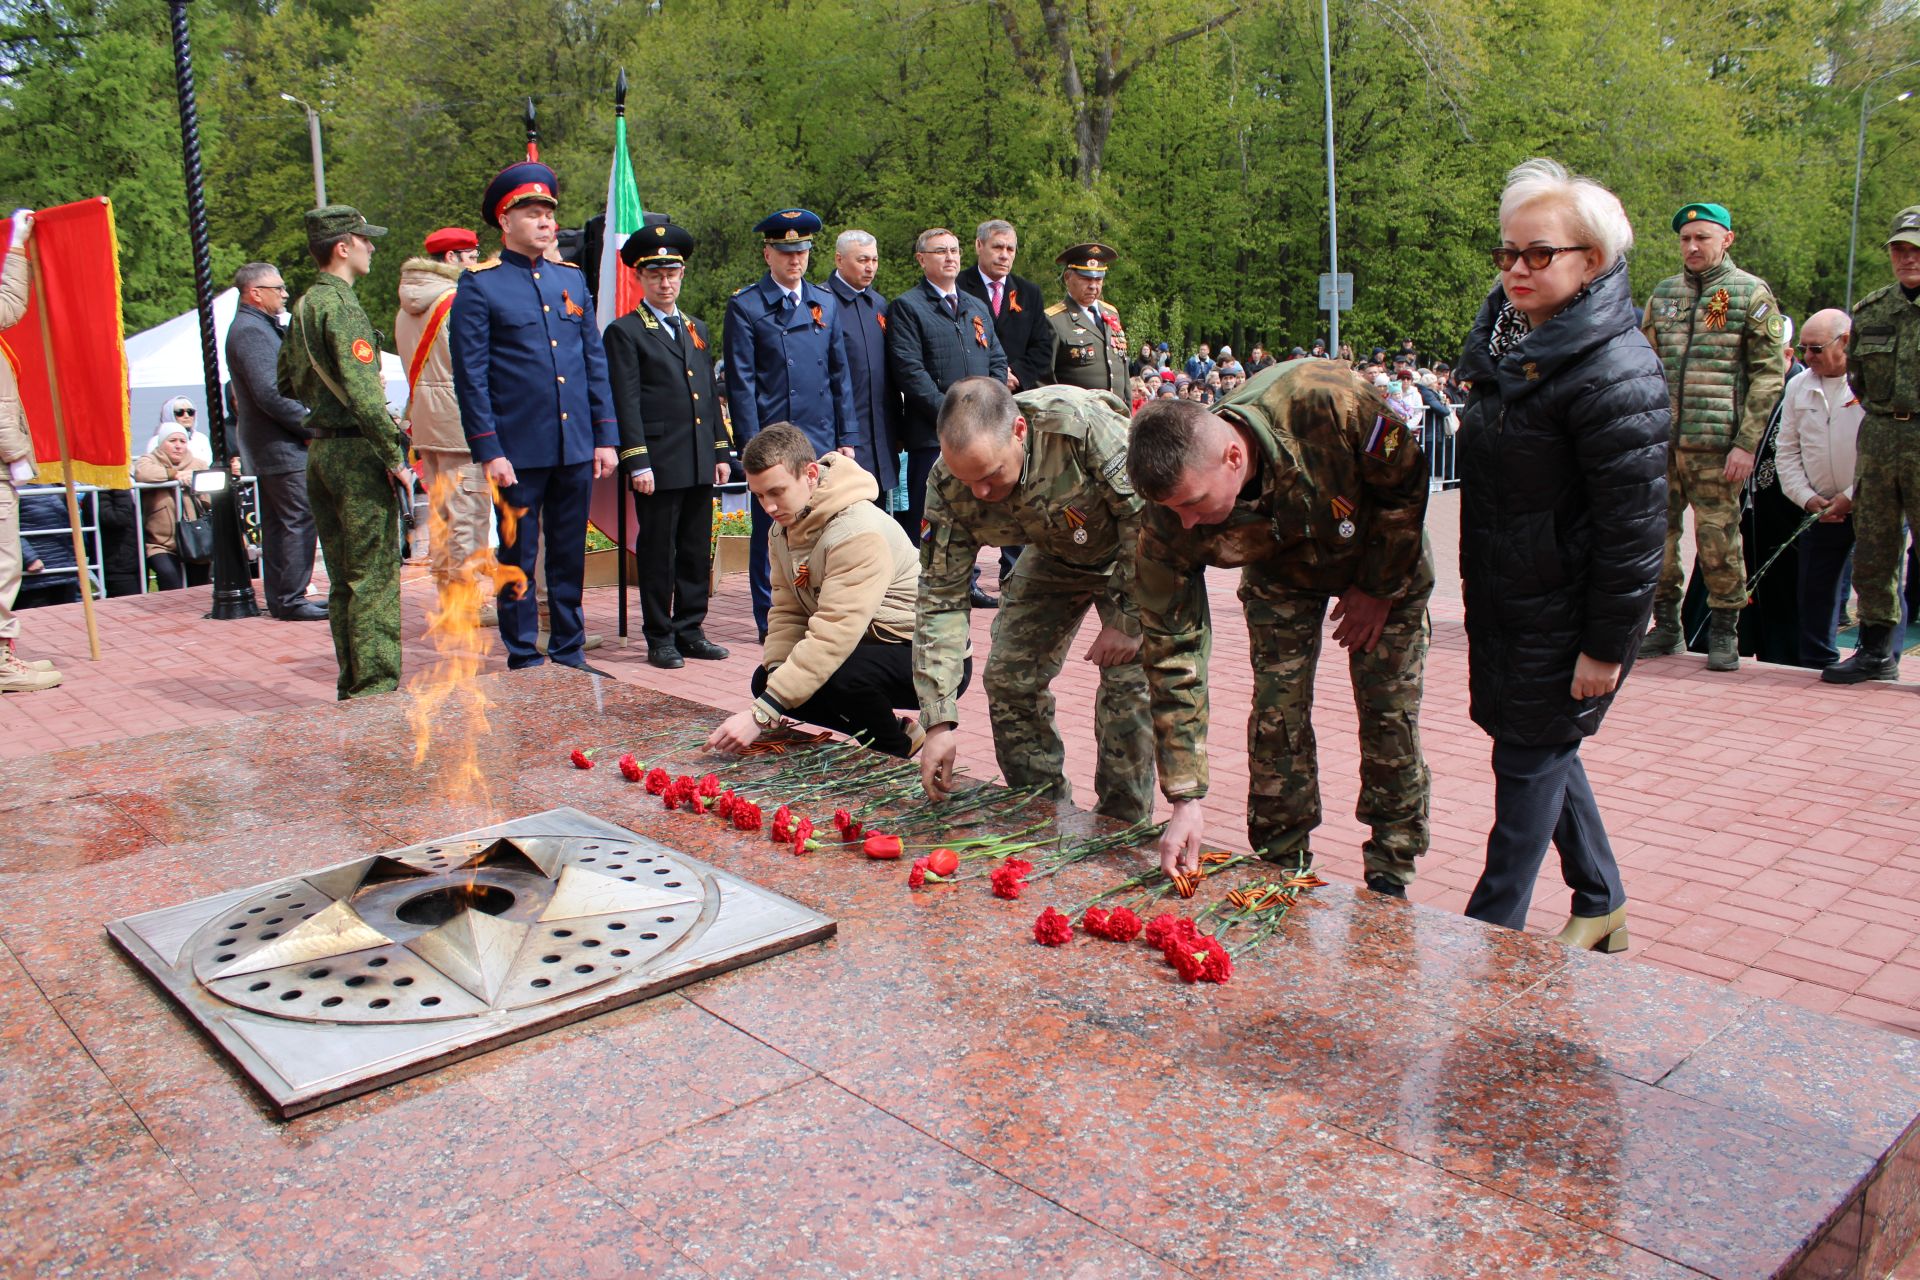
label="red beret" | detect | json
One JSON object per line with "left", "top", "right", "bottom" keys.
{"left": 423, "top": 226, "right": 479, "bottom": 255}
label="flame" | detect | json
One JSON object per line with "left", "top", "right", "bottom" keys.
{"left": 405, "top": 471, "right": 528, "bottom": 819}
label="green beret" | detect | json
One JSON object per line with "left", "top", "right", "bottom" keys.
{"left": 1672, "top": 203, "right": 1731, "bottom": 234}
{"left": 304, "top": 205, "right": 387, "bottom": 243}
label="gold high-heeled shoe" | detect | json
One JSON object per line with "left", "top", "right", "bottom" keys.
{"left": 1555, "top": 906, "right": 1628, "bottom": 953}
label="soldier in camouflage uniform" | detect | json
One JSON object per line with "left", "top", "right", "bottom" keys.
{"left": 1827, "top": 205, "right": 1920, "bottom": 683}
{"left": 278, "top": 206, "right": 413, "bottom": 700}
{"left": 914, "top": 376, "right": 1152, "bottom": 821}
{"left": 1640, "top": 202, "right": 1787, "bottom": 671}
{"left": 1128, "top": 359, "right": 1433, "bottom": 895}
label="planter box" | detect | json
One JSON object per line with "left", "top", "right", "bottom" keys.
{"left": 711, "top": 533, "right": 751, "bottom": 592}
{"left": 582, "top": 546, "right": 623, "bottom": 589}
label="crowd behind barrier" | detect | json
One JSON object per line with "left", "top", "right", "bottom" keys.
{"left": 14, "top": 475, "right": 262, "bottom": 603}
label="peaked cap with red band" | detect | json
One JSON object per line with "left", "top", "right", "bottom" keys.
{"left": 481, "top": 161, "right": 560, "bottom": 229}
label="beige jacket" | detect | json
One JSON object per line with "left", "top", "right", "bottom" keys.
{"left": 133, "top": 452, "right": 201, "bottom": 557}
{"left": 0, "top": 247, "right": 35, "bottom": 469}
{"left": 394, "top": 257, "right": 466, "bottom": 454}
{"left": 759, "top": 453, "right": 921, "bottom": 714}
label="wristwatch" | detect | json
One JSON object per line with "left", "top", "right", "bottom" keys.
{"left": 749, "top": 700, "right": 782, "bottom": 729}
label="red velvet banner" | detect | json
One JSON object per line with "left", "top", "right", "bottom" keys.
{"left": 0, "top": 197, "right": 129, "bottom": 488}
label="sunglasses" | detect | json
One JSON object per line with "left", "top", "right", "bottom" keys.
{"left": 174, "top": 409, "right": 197, "bottom": 417}
{"left": 1801, "top": 341, "right": 1836, "bottom": 356}
{"left": 1491, "top": 245, "right": 1591, "bottom": 271}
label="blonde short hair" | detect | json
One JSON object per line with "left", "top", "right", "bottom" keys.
{"left": 1498, "top": 158, "right": 1634, "bottom": 267}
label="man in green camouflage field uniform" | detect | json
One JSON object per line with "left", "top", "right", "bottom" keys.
{"left": 1128, "top": 359, "right": 1433, "bottom": 896}
{"left": 915, "top": 376, "right": 1152, "bottom": 821}
{"left": 1640, "top": 201, "right": 1787, "bottom": 671}
{"left": 1826, "top": 204, "right": 1920, "bottom": 684}
{"left": 278, "top": 205, "right": 413, "bottom": 700}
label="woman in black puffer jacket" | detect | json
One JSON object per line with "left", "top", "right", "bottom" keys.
{"left": 1451, "top": 158, "right": 1670, "bottom": 952}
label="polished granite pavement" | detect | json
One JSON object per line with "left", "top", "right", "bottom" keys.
{"left": 4, "top": 667, "right": 1917, "bottom": 1278}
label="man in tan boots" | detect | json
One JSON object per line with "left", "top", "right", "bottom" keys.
{"left": 397, "top": 226, "right": 493, "bottom": 623}
{"left": 0, "top": 208, "right": 61, "bottom": 694}
{"left": 707, "top": 423, "right": 958, "bottom": 758}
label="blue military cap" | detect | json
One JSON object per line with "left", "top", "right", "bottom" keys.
{"left": 754, "top": 208, "right": 821, "bottom": 253}
{"left": 482, "top": 161, "right": 560, "bottom": 229}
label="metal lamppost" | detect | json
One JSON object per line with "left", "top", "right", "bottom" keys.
{"left": 166, "top": 0, "right": 258, "bottom": 619}
{"left": 279, "top": 93, "right": 328, "bottom": 207}
{"left": 1846, "top": 60, "right": 1920, "bottom": 310}
{"left": 1319, "top": 0, "right": 1341, "bottom": 354}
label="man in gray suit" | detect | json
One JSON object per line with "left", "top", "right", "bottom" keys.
{"left": 885, "top": 227, "right": 1007, "bottom": 607}
{"left": 227, "top": 261, "right": 325, "bottom": 620}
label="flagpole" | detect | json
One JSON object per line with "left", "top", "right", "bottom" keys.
{"left": 26, "top": 237, "right": 102, "bottom": 662}
{"left": 525, "top": 98, "right": 539, "bottom": 163}
{"left": 612, "top": 68, "right": 630, "bottom": 644}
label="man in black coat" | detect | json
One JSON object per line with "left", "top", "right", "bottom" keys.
{"left": 604, "top": 222, "right": 732, "bottom": 669}
{"left": 226, "top": 261, "right": 325, "bottom": 620}
{"left": 958, "top": 218, "right": 1051, "bottom": 592}
{"left": 824, "top": 229, "right": 900, "bottom": 495}
{"left": 886, "top": 227, "right": 1007, "bottom": 606}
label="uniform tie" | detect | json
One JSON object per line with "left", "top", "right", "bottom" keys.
{"left": 663, "top": 313, "right": 680, "bottom": 342}
{"left": 783, "top": 291, "right": 799, "bottom": 314}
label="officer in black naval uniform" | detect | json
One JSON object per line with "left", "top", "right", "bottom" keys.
{"left": 450, "top": 161, "right": 618, "bottom": 671}
{"left": 1046, "top": 242, "right": 1130, "bottom": 394}
{"left": 604, "top": 221, "right": 732, "bottom": 669}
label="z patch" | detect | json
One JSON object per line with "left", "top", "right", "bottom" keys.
{"left": 350, "top": 338, "right": 376, "bottom": 365}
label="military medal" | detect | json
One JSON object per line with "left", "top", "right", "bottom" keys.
{"left": 1331, "top": 495, "right": 1356, "bottom": 540}
{"left": 1063, "top": 505, "right": 1089, "bottom": 545}
{"left": 1702, "top": 287, "right": 1731, "bottom": 331}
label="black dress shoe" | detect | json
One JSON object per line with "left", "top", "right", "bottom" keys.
{"left": 969, "top": 586, "right": 1000, "bottom": 609}
{"left": 648, "top": 646, "right": 685, "bottom": 669}
{"left": 679, "top": 638, "right": 730, "bottom": 661}
{"left": 277, "top": 601, "right": 329, "bottom": 621}
{"left": 1364, "top": 873, "right": 1408, "bottom": 899}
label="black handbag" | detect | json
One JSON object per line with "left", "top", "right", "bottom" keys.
{"left": 174, "top": 494, "right": 214, "bottom": 564}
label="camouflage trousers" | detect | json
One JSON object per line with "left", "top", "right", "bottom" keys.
{"left": 309, "top": 438, "right": 401, "bottom": 700}
{"left": 1854, "top": 416, "right": 1920, "bottom": 628}
{"left": 1658, "top": 449, "right": 1746, "bottom": 611}
{"left": 1241, "top": 570, "right": 1433, "bottom": 885}
{"left": 984, "top": 550, "right": 1154, "bottom": 822}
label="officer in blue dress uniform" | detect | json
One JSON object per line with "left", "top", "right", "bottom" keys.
{"left": 450, "top": 161, "right": 618, "bottom": 670}
{"left": 722, "top": 208, "right": 856, "bottom": 639}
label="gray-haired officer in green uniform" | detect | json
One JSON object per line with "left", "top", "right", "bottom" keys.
{"left": 1827, "top": 205, "right": 1920, "bottom": 683}
{"left": 278, "top": 205, "right": 414, "bottom": 700}
{"left": 1046, "top": 243, "right": 1130, "bottom": 394}
{"left": 914, "top": 376, "right": 1153, "bottom": 821}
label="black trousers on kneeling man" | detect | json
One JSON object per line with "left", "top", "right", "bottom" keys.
{"left": 751, "top": 639, "right": 971, "bottom": 758}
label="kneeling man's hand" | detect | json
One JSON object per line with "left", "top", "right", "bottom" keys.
{"left": 707, "top": 709, "right": 762, "bottom": 754}
{"left": 1158, "top": 798, "right": 1205, "bottom": 877}
{"left": 920, "top": 724, "right": 958, "bottom": 801}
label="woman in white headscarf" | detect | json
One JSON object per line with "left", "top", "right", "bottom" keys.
{"left": 151, "top": 397, "right": 213, "bottom": 470}
{"left": 132, "top": 418, "right": 209, "bottom": 589}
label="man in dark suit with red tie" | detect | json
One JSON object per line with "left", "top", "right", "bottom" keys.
{"left": 603, "top": 221, "right": 732, "bottom": 669}
{"left": 958, "top": 218, "right": 1053, "bottom": 599}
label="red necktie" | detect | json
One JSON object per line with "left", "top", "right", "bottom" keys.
{"left": 990, "top": 280, "right": 1003, "bottom": 316}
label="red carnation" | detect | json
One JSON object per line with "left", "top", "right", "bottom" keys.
{"left": 863, "top": 832, "right": 904, "bottom": 860}
{"left": 697, "top": 773, "right": 722, "bottom": 798}
{"left": 569, "top": 748, "right": 594, "bottom": 770}
{"left": 908, "top": 858, "right": 929, "bottom": 890}
{"left": 715, "top": 790, "right": 736, "bottom": 819}
{"left": 617, "top": 753, "right": 642, "bottom": 782}
{"left": 1033, "top": 907, "right": 1074, "bottom": 946}
{"left": 733, "top": 801, "right": 763, "bottom": 831}
{"left": 1104, "top": 907, "right": 1144, "bottom": 942}
{"left": 1200, "top": 937, "right": 1233, "bottom": 984}
{"left": 792, "top": 817, "right": 817, "bottom": 855}
{"left": 644, "top": 767, "right": 671, "bottom": 795}
{"left": 771, "top": 805, "right": 795, "bottom": 843}
{"left": 832, "top": 808, "right": 853, "bottom": 833}
{"left": 990, "top": 858, "right": 1034, "bottom": 901}
{"left": 1083, "top": 907, "right": 1112, "bottom": 939}
{"left": 662, "top": 789, "right": 682, "bottom": 811}
{"left": 1147, "top": 913, "right": 1199, "bottom": 955}
{"left": 926, "top": 847, "right": 959, "bottom": 878}
{"left": 842, "top": 820, "right": 863, "bottom": 841}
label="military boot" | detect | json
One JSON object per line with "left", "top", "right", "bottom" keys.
{"left": 1643, "top": 599, "right": 1683, "bottom": 656}
{"left": 0, "top": 646, "right": 61, "bottom": 694}
{"left": 1822, "top": 624, "right": 1900, "bottom": 684}
{"left": 1706, "top": 608, "right": 1741, "bottom": 672}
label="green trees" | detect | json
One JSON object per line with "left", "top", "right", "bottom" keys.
{"left": 0, "top": 0, "right": 1913, "bottom": 353}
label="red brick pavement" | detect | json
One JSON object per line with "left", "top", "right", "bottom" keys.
{"left": 6, "top": 492, "right": 1920, "bottom": 1039}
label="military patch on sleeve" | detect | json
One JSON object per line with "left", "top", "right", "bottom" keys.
{"left": 1750, "top": 299, "right": 1770, "bottom": 323}
{"left": 351, "top": 338, "right": 376, "bottom": 365}
{"left": 1766, "top": 313, "right": 1785, "bottom": 341}
{"left": 1100, "top": 453, "right": 1128, "bottom": 484}
{"left": 920, "top": 519, "right": 931, "bottom": 541}
{"left": 1364, "top": 415, "right": 1403, "bottom": 460}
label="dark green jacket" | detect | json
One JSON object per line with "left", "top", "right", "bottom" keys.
{"left": 278, "top": 273, "right": 406, "bottom": 471}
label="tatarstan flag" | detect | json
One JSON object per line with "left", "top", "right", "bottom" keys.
{"left": 0, "top": 197, "right": 130, "bottom": 488}
{"left": 595, "top": 113, "right": 644, "bottom": 331}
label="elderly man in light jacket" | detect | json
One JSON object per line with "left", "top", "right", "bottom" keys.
{"left": 396, "top": 227, "right": 492, "bottom": 621}
{"left": 1776, "top": 308, "right": 1867, "bottom": 668}
{"left": 0, "top": 209, "right": 60, "bottom": 692}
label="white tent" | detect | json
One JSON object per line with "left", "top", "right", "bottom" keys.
{"left": 124, "top": 288, "right": 407, "bottom": 453}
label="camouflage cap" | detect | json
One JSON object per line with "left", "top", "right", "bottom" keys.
{"left": 1887, "top": 206, "right": 1920, "bottom": 249}
{"left": 304, "top": 205, "right": 387, "bottom": 242}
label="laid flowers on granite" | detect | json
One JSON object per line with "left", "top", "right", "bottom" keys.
{"left": 617, "top": 753, "right": 642, "bottom": 782}
{"left": 1033, "top": 906, "right": 1074, "bottom": 946}
{"left": 569, "top": 748, "right": 594, "bottom": 769}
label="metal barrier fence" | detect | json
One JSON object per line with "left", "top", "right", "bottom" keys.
{"left": 17, "top": 476, "right": 260, "bottom": 597}
{"left": 1423, "top": 407, "right": 1460, "bottom": 491}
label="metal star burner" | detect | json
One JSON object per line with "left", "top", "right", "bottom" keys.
{"left": 108, "top": 808, "right": 834, "bottom": 1118}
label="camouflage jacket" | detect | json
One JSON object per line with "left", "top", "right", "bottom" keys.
{"left": 913, "top": 384, "right": 1141, "bottom": 728}
{"left": 1849, "top": 282, "right": 1920, "bottom": 418}
{"left": 1137, "top": 359, "right": 1432, "bottom": 798}
{"left": 278, "top": 273, "right": 406, "bottom": 471}
{"left": 1642, "top": 258, "right": 1786, "bottom": 454}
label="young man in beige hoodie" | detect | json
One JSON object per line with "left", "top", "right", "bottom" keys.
{"left": 395, "top": 227, "right": 492, "bottom": 620}
{"left": 707, "top": 423, "right": 968, "bottom": 757}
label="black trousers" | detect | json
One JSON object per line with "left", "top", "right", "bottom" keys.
{"left": 634, "top": 484, "right": 713, "bottom": 649}
{"left": 751, "top": 641, "right": 971, "bottom": 758}
{"left": 1797, "top": 516, "right": 1854, "bottom": 668}
{"left": 94, "top": 491, "right": 145, "bottom": 597}
{"left": 1464, "top": 739, "right": 1624, "bottom": 930}
{"left": 255, "top": 467, "right": 318, "bottom": 614}
{"left": 148, "top": 551, "right": 210, "bottom": 592}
